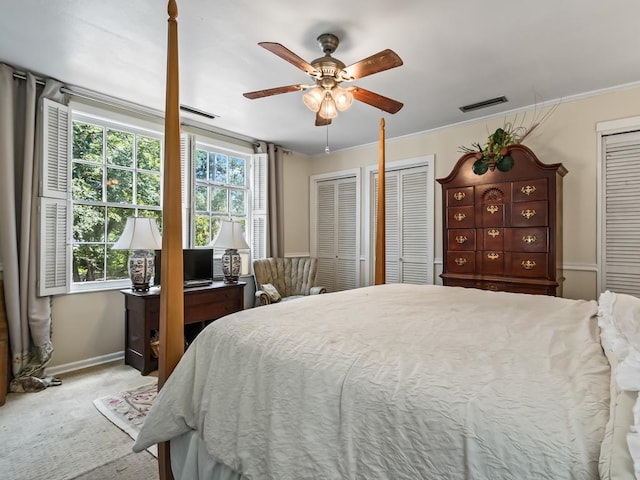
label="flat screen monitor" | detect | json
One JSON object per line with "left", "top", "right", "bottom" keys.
{"left": 153, "top": 249, "right": 214, "bottom": 287}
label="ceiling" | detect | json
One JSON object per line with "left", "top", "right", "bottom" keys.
{"left": 1, "top": 0, "right": 639, "bottom": 156}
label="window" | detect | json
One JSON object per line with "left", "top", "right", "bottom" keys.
{"left": 39, "top": 99, "right": 266, "bottom": 295}
{"left": 193, "top": 141, "right": 249, "bottom": 246}
{"left": 71, "top": 112, "right": 163, "bottom": 286}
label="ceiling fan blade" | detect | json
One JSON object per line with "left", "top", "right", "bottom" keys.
{"left": 258, "top": 42, "right": 318, "bottom": 77}
{"left": 341, "top": 49, "right": 403, "bottom": 81}
{"left": 243, "top": 84, "right": 305, "bottom": 99}
{"left": 315, "top": 112, "right": 332, "bottom": 127}
{"left": 352, "top": 87, "right": 404, "bottom": 114}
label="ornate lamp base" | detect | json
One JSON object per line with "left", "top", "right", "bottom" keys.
{"left": 221, "top": 248, "right": 241, "bottom": 284}
{"left": 129, "top": 250, "right": 155, "bottom": 292}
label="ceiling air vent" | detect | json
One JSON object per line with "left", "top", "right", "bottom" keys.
{"left": 180, "top": 104, "right": 218, "bottom": 120}
{"left": 459, "top": 96, "right": 508, "bottom": 113}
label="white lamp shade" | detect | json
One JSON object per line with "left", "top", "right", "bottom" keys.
{"left": 211, "top": 220, "right": 250, "bottom": 250}
{"left": 318, "top": 91, "right": 338, "bottom": 119}
{"left": 332, "top": 86, "right": 353, "bottom": 112}
{"left": 112, "top": 217, "right": 163, "bottom": 250}
{"left": 302, "top": 87, "right": 324, "bottom": 112}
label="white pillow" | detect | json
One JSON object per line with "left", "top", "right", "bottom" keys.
{"left": 598, "top": 291, "right": 640, "bottom": 478}
{"left": 599, "top": 291, "right": 640, "bottom": 391}
{"left": 261, "top": 283, "right": 281, "bottom": 303}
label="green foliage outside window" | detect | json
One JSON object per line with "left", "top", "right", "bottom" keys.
{"left": 72, "top": 118, "right": 161, "bottom": 284}
{"left": 194, "top": 146, "right": 249, "bottom": 247}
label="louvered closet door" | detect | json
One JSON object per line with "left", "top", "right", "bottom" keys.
{"left": 316, "top": 178, "right": 358, "bottom": 292}
{"left": 602, "top": 131, "right": 640, "bottom": 296}
{"left": 374, "top": 166, "right": 431, "bottom": 284}
{"left": 400, "top": 168, "right": 430, "bottom": 283}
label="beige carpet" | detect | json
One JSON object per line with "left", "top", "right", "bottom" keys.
{"left": 0, "top": 361, "right": 159, "bottom": 480}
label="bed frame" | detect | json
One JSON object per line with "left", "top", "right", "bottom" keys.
{"left": 157, "top": 2, "right": 386, "bottom": 477}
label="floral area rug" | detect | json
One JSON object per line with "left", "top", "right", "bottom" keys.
{"left": 93, "top": 382, "right": 158, "bottom": 457}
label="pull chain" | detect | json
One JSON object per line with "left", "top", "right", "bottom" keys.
{"left": 325, "top": 124, "right": 330, "bottom": 154}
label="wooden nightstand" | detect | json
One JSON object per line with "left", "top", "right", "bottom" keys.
{"left": 121, "top": 281, "right": 245, "bottom": 374}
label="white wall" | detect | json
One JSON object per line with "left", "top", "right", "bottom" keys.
{"left": 48, "top": 84, "right": 640, "bottom": 370}
{"left": 302, "top": 85, "right": 640, "bottom": 302}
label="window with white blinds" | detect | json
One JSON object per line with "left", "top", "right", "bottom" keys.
{"left": 314, "top": 176, "right": 359, "bottom": 293}
{"left": 39, "top": 100, "right": 266, "bottom": 294}
{"left": 373, "top": 164, "right": 434, "bottom": 285}
{"left": 600, "top": 130, "right": 640, "bottom": 296}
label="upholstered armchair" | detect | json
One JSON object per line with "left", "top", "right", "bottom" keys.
{"left": 253, "top": 257, "right": 326, "bottom": 306}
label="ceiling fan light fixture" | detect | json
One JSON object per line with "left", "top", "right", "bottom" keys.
{"left": 332, "top": 86, "right": 353, "bottom": 112}
{"left": 303, "top": 87, "right": 324, "bottom": 112}
{"left": 318, "top": 91, "right": 338, "bottom": 120}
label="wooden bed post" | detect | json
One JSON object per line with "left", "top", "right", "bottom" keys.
{"left": 158, "top": 1, "right": 183, "bottom": 479}
{"left": 375, "top": 117, "right": 386, "bottom": 285}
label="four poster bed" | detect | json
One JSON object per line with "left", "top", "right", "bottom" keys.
{"left": 134, "top": 2, "right": 640, "bottom": 479}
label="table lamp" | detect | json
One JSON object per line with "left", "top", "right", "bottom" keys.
{"left": 112, "top": 217, "right": 163, "bottom": 291}
{"left": 211, "top": 220, "right": 249, "bottom": 284}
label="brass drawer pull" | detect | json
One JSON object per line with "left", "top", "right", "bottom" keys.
{"left": 454, "top": 258, "right": 467, "bottom": 266}
{"left": 453, "top": 191, "right": 466, "bottom": 201}
{"left": 455, "top": 235, "right": 467, "bottom": 244}
{"left": 523, "top": 235, "right": 537, "bottom": 244}
{"left": 487, "top": 284, "right": 499, "bottom": 291}
{"left": 454, "top": 213, "right": 466, "bottom": 222}
{"left": 487, "top": 252, "right": 500, "bottom": 260}
{"left": 486, "top": 205, "right": 499, "bottom": 214}
{"left": 488, "top": 229, "right": 500, "bottom": 238}
{"left": 521, "top": 185, "right": 537, "bottom": 196}
{"left": 521, "top": 260, "right": 536, "bottom": 270}
{"left": 521, "top": 209, "right": 536, "bottom": 219}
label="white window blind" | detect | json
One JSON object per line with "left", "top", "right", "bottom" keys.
{"left": 39, "top": 99, "right": 71, "bottom": 295}
{"left": 602, "top": 130, "right": 640, "bottom": 296}
{"left": 251, "top": 153, "right": 268, "bottom": 262}
{"left": 181, "top": 134, "right": 190, "bottom": 247}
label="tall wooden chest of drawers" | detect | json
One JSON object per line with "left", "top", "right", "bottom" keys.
{"left": 437, "top": 144, "right": 567, "bottom": 296}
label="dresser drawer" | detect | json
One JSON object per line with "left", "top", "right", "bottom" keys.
{"left": 508, "top": 252, "right": 549, "bottom": 278}
{"left": 447, "top": 186, "right": 474, "bottom": 206}
{"left": 512, "top": 179, "right": 548, "bottom": 202}
{"left": 510, "top": 201, "right": 548, "bottom": 227}
{"left": 447, "top": 229, "right": 475, "bottom": 251}
{"left": 505, "top": 227, "right": 548, "bottom": 252}
{"left": 443, "top": 278, "right": 556, "bottom": 296}
{"left": 478, "top": 251, "right": 504, "bottom": 275}
{"left": 479, "top": 202, "right": 505, "bottom": 227}
{"left": 446, "top": 251, "right": 475, "bottom": 273}
{"left": 480, "top": 228, "right": 504, "bottom": 250}
{"left": 447, "top": 205, "right": 475, "bottom": 229}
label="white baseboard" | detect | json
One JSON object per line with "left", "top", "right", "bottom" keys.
{"left": 47, "top": 351, "right": 124, "bottom": 376}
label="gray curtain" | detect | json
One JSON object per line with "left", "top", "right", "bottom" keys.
{"left": 0, "top": 63, "right": 65, "bottom": 392}
{"left": 255, "top": 141, "right": 284, "bottom": 257}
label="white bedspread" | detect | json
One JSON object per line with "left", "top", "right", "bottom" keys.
{"left": 133, "top": 284, "right": 610, "bottom": 479}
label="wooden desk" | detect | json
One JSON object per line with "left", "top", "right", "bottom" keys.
{"left": 121, "top": 282, "right": 245, "bottom": 375}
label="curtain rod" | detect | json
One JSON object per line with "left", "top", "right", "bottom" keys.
{"left": 12, "top": 70, "right": 46, "bottom": 85}
{"left": 11, "top": 70, "right": 258, "bottom": 147}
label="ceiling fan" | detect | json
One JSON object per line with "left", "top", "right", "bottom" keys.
{"left": 243, "top": 33, "right": 404, "bottom": 126}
